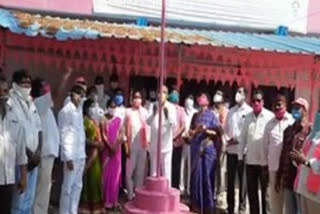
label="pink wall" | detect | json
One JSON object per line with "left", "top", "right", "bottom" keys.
{"left": 1, "top": 0, "right": 320, "bottom": 34}
{"left": 307, "top": 0, "right": 320, "bottom": 34}
{"left": 0, "top": 0, "right": 92, "bottom": 15}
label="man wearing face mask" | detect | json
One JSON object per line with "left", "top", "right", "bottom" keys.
{"left": 58, "top": 85, "right": 86, "bottom": 214}
{"left": 94, "top": 75, "right": 110, "bottom": 109}
{"left": 212, "top": 90, "right": 229, "bottom": 206}
{"left": 213, "top": 90, "right": 229, "bottom": 127}
{"left": 238, "top": 90, "right": 273, "bottom": 214}
{"left": 63, "top": 76, "right": 87, "bottom": 106}
{"left": 113, "top": 90, "right": 126, "bottom": 121}
{"left": 0, "top": 78, "right": 27, "bottom": 214}
{"left": 31, "top": 78, "right": 60, "bottom": 214}
{"left": 263, "top": 94, "right": 294, "bottom": 214}
{"left": 148, "top": 85, "right": 177, "bottom": 185}
{"left": 168, "top": 89, "right": 186, "bottom": 189}
{"left": 180, "top": 96, "right": 197, "bottom": 195}
{"left": 87, "top": 86, "right": 104, "bottom": 123}
{"left": 224, "top": 87, "right": 251, "bottom": 214}
{"left": 145, "top": 90, "right": 157, "bottom": 117}
{"left": 276, "top": 97, "right": 310, "bottom": 214}
{"left": 124, "top": 90, "right": 149, "bottom": 200}
{"left": 291, "top": 109, "right": 320, "bottom": 214}
{"left": 9, "top": 70, "right": 43, "bottom": 214}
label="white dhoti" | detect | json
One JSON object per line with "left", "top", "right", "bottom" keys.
{"left": 300, "top": 195, "right": 320, "bottom": 214}
{"left": 269, "top": 171, "right": 285, "bottom": 214}
{"left": 33, "top": 156, "right": 55, "bottom": 214}
{"left": 150, "top": 150, "right": 173, "bottom": 186}
{"left": 126, "top": 147, "right": 147, "bottom": 200}
{"left": 179, "top": 144, "right": 191, "bottom": 194}
{"left": 59, "top": 159, "right": 85, "bottom": 214}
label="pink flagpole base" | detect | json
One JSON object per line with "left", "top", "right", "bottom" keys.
{"left": 123, "top": 176, "right": 190, "bottom": 214}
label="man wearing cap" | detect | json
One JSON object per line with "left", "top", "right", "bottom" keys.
{"left": 276, "top": 97, "right": 311, "bottom": 214}
{"left": 291, "top": 107, "right": 320, "bottom": 214}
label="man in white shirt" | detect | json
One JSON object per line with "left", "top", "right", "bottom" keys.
{"left": 0, "top": 78, "right": 27, "bottom": 214}
{"left": 114, "top": 90, "right": 126, "bottom": 121}
{"left": 238, "top": 90, "right": 273, "bottom": 214}
{"left": 180, "top": 96, "right": 197, "bottom": 195}
{"left": 58, "top": 85, "right": 86, "bottom": 214}
{"left": 263, "top": 94, "right": 294, "bottom": 214}
{"left": 224, "top": 87, "right": 252, "bottom": 214}
{"left": 63, "top": 76, "right": 87, "bottom": 106}
{"left": 125, "top": 90, "right": 149, "bottom": 200}
{"left": 87, "top": 86, "right": 105, "bottom": 123}
{"left": 9, "top": 70, "right": 43, "bottom": 214}
{"left": 168, "top": 89, "right": 186, "bottom": 189}
{"left": 145, "top": 90, "right": 157, "bottom": 117}
{"left": 31, "top": 79, "right": 60, "bottom": 214}
{"left": 148, "top": 85, "right": 177, "bottom": 185}
{"left": 94, "top": 75, "right": 110, "bottom": 109}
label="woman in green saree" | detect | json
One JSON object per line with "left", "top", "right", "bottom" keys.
{"left": 79, "top": 99, "right": 105, "bottom": 214}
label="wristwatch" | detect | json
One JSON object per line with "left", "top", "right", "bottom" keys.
{"left": 304, "top": 160, "right": 311, "bottom": 168}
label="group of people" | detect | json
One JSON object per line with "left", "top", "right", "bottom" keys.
{"left": 1, "top": 68, "right": 320, "bottom": 214}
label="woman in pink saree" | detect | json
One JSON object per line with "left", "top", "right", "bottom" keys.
{"left": 101, "top": 99, "right": 124, "bottom": 210}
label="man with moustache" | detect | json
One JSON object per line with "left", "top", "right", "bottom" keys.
{"left": 0, "top": 78, "right": 27, "bottom": 214}
{"left": 238, "top": 90, "right": 273, "bottom": 214}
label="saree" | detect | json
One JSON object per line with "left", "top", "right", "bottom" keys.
{"left": 79, "top": 117, "right": 104, "bottom": 214}
{"left": 101, "top": 116, "right": 122, "bottom": 208}
{"left": 190, "top": 109, "right": 219, "bottom": 214}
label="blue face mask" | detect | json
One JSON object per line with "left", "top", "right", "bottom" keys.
{"left": 114, "top": 95, "right": 124, "bottom": 106}
{"left": 291, "top": 109, "right": 302, "bottom": 121}
{"left": 168, "top": 92, "right": 179, "bottom": 104}
{"left": 309, "top": 112, "right": 320, "bottom": 140}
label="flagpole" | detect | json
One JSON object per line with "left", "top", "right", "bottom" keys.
{"left": 157, "top": 0, "right": 166, "bottom": 177}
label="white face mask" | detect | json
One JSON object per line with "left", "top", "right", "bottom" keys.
{"left": 88, "top": 107, "right": 95, "bottom": 118}
{"left": 96, "top": 85, "right": 104, "bottom": 96}
{"left": 235, "top": 92, "right": 245, "bottom": 104}
{"left": 90, "top": 94, "right": 98, "bottom": 103}
{"left": 107, "top": 108, "right": 116, "bottom": 116}
{"left": 149, "top": 91, "right": 156, "bottom": 101}
{"left": 185, "top": 98, "right": 194, "bottom": 110}
{"left": 213, "top": 94, "right": 223, "bottom": 103}
{"left": 13, "top": 82, "right": 31, "bottom": 100}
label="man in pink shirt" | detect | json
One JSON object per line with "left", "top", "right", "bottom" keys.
{"left": 168, "top": 89, "right": 186, "bottom": 189}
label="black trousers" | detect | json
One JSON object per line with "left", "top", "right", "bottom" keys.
{"left": 246, "top": 165, "right": 270, "bottom": 214}
{"left": 172, "top": 146, "right": 182, "bottom": 189}
{"left": 0, "top": 184, "right": 14, "bottom": 214}
{"left": 121, "top": 144, "right": 127, "bottom": 193}
{"left": 227, "top": 153, "right": 246, "bottom": 214}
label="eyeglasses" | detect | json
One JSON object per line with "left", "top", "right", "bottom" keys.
{"left": 252, "top": 99, "right": 262, "bottom": 103}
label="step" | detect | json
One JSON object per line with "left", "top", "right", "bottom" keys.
{"left": 124, "top": 201, "right": 190, "bottom": 214}
{"left": 145, "top": 177, "right": 169, "bottom": 192}
{"left": 134, "top": 187, "right": 181, "bottom": 212}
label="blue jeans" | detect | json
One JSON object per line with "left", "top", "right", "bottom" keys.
{"left": 284, "top": 188, "right": 301, "bottom": 214}
{"left": 11, "top": 167, "right": 38, "bottom": 214}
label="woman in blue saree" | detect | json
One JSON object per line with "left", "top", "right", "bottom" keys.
{"left": 189, "top": 93, "right": 220, "bottom": 214}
